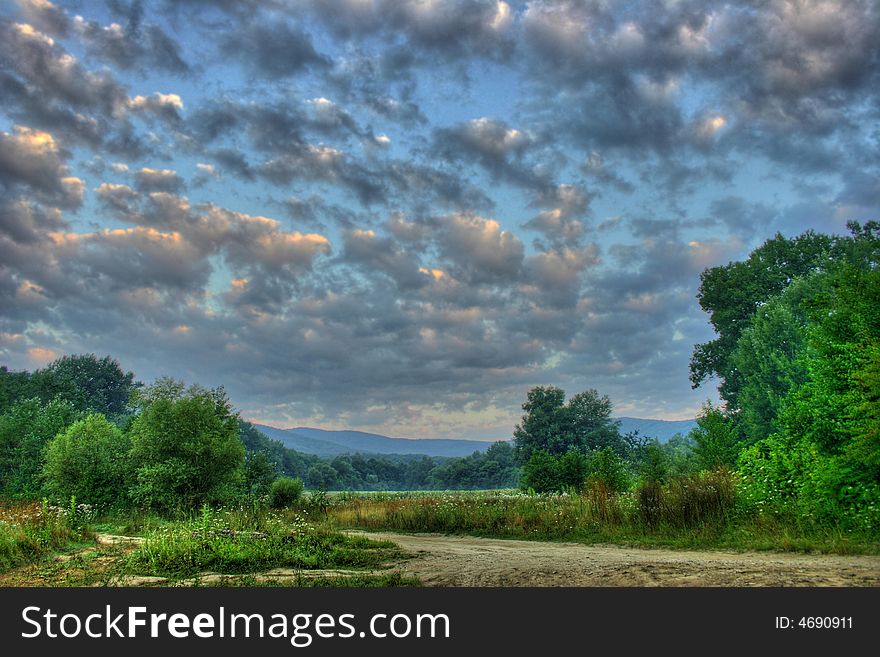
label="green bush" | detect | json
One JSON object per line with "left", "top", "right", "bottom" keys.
{"left": 269, "top": 477, "right": 304, "bottom": 508}
{"left": 520, "top": 450, "right": 561, "bottom": 493}
{"left": 42, "top": 413, "right": 132, "bottom": 508}
{"left": 128, "top": 390, "right": 245, "bottom": 511}
{"left": 738, "top": 434, "right": 880, "bottom": 532}
{"left": 125, "top": 506, "right": 400, "bottom": 577}
{"left": 585, "top": 447, "right": 629, "bottom": 493}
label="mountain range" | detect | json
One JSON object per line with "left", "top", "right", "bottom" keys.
{"left": 253, "top": 417, "right": 697, "bottom": 458}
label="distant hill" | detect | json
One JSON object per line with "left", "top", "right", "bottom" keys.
{"left": 253, "top": 424, "right": 494, "bottom": 458}
{"left": 254, "top": 416, "right": 697, "bottom": 457}
{"left": 616, "top": 417, "right": 697, "bottom": 443}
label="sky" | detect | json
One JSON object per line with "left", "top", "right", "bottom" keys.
{"left": 0, "top": 0, "right": 878, "bottom": 439}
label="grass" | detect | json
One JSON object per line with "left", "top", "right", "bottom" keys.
{"left": 328, "top": 472, "right": 880, "bottom": 554}
{"left": 0, "top": 499, "right": 93, "bottom": 571}
{"left": 119, "top": 505, "right": 407, "bottom": 580}
{"left": 0, "top": 499, "right": 420, "bottom": 587}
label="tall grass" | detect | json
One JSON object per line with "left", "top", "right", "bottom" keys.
{"left": 329, "top": 470, "right": 879, "bottom": 553}
{"left": 0, "top": 499, "right": 93, "bottom": 571}
{"left": 124, "top": 505, "right": 404, "bottom": 578}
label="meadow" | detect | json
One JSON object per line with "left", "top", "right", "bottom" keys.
{"left": 327, "top": 472, "right": 880, "bottom": 555}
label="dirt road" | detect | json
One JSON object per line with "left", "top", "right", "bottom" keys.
{"left": 352, "top": 532, "right": 880, "bottom": 586}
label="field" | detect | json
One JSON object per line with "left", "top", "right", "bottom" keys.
{"left": 2, "top": 475, "right": 878, "bottom": 587}
{"left": 327, "top": 479, "right": 880, "bottom": 555}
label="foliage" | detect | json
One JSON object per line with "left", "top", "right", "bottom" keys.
{"left": 513, "top": 386, "right": 622, "bottom": 464}
{"left": 717, "top": 222, "right": 880, "bottom": 532}
{"left": 585, "top": 447, "right": 630, "bottom": 493}
{"left": 124, "top": 505, "right": 402, "bottom": 578}
{"left": 128, "top": 387, "right": 245, "bottom": 511}
{"left": 520, "top": 450, "right": 563, "bottom": 493}
{"left": 689, "top": 230, "right": 836, "bottom": 406}
{"left": 269, "top": 477, "right": 304, "bottom": 508}
{"left": 689, "top": 402, "right": 743, "bottom": 470}
{"left": 328, "top": 475, "right": 875, "bottom": 552}
{"left": 42, "top": 413, "right": 133, "bottom": 508}
{"left": 727, "top": 277, "right": 816, "bottom": 440}
{"left": 0, "top": 500, "right": 91, "bottom": 572}
{"left": 0, "top": 355, "right": 137, "bottom": 419}
{"left": 637, "top": 469, "right": 735, "bottom": 529}
{"left": 0, "top": 398, "right": 81, "bottom": 498}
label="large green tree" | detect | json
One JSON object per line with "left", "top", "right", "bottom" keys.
{"left": 689, "top": 231, "right": 836, "bottom": 408}
{"left": 513, "top": 386, "right": 621, "bottom": 465}
{"left": 0, "top": 398, "right": 81, "bottom": 497}
{"left": 128, "top": 385, "right": 245, "bottom": 510}
{"left": 735, "top": 223, "right": 880, "bottom": 530}
{"left": 0, "top": 354, "right": 138, "bottom": 418}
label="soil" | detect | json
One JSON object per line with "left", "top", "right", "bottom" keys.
{"left": 350, "top": 531, "right": 880, "bottom": 587}
{"left": 3, "top": 531, "right": 877, "bottom": 587}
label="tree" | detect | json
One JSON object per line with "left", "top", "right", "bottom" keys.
{"left": 306, "top": 462, "right": 339, "bottom": 490}
{"left": 39, "top": 354, "right": 138, "bottom": 418}
{"left": 727, "top": 277, "right": 816, "bottom": 441}
{"left": 512, "top": 386, "right": 569, "bottom": 463}
{"left": 689, "top": 402, "right": 741, "bottom": 470}
{"left": 128, "top": 387, "right": 245, "bottom": 510}
{"left": 0, "top": 398, "right": 81, "bottom": 497}
{"left": 513, "top": 386, "right": 621, "bottom": 464}
{"left": 244, "top": 450, "right": 277, "bottom": 497}
{"left": 585, "top": 447, "right": 630, "bottom": 493}
{"left": 42, "top": 413, "right": 132, "bottom": 507}
{"left": 690, "top": 231, "right": 836, "bottom": 408}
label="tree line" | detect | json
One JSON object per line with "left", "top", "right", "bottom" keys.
{"left": 508, "top": 221, "right": 879, "bottom": 534}
{"left": 0, "top": 360, "right": 517, "bottom": 510}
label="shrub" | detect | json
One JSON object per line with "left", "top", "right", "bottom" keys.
{"left": 269, "top": 477, "right": 304, "bottom": 508}
{"left": 128, "top": 390, "right": 245, "bottom": 511}
{"left": 520, "top": 450, "right": 561, "bottom": 493}
{"left": 585, "top": 447, "right": 629, "bottom": 493}
{"left": 42, "top": 413, "right": 132, "bottom": 507}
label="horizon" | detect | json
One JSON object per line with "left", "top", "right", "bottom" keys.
{"left": 248, "top": 415, "right": 698, "bottom": 442}
{"left": 1, "top": 1, "right": 875, "bottom": 439}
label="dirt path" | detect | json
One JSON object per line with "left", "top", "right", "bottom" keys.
{"left": 350, "top": 532, "right": 880, "bottom": 587}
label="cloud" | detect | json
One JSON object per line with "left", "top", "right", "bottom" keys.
{"left": 304, "top": 0, "right": 514, "bottom": 58}
{"left": 0, "top": 126, "right": 84, "bottom": 208}
{"left": 20, "top": 0, "right": 190, "bottom": 74}
{"left": 219, "top": 20, "right": 331, "bottom": 79}
{"left": 434, "top": 213, "right": 524, "bottom": 285}
{"left": 432, "top": 117, "right": 552, "bottom": 191}
{"left": 1, "top": 0, "right": 876, "bottom": 434}
{"left": 0, "top": 21, "right": 127, "bottom": 115}
{"left": 133, "top": 167, "right": 185, "bottom": 193}
{"left": 128, "top": 92, "right": 184, "bottom": 123}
